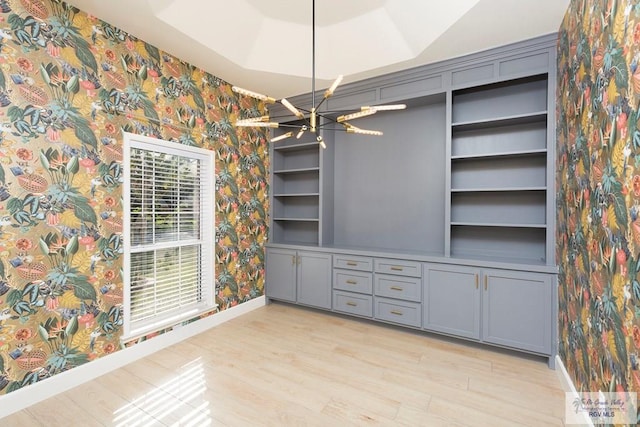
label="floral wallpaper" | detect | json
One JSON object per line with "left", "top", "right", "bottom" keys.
{"left": 0, "top": 0, "right": 268, "bottom": 395}
{"left": 557, "top": 0, "right": 640, "bottom": 403}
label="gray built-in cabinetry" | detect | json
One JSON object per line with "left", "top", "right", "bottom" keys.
{"left": 264, "top": 34, "right": 558, "bottom": 367}
{"left": 265, "top": 248, "right": 331, "bottom": 309}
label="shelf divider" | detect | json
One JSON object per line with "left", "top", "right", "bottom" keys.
{"left": 451, "top": 148, "right": 547, "bottom": 160}
{"left": 452, "top": 111, "right": 547, "bottom": 131}
{"left": 273, "top": 218, "right": 320, "bottom": 222}
{"left": 451, "top": 186, "right": 547, "bottom": 192}
{"left": 450, "top": 222, "right": 546, "bottom": 229}
{"left": 273, "top": 193, "right": 320, "bottom": 197}
{"left": 273, "top": 167, "right": 320, "bottom": 175}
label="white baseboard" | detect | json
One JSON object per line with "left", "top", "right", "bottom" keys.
{"left": 555, "top": 355, "right": 594, "bottom": 427}
{"left": 0, "top": 296, "right": 266, "bottom": 420}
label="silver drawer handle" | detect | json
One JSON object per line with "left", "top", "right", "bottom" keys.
{"left": 390, "top": 286, "right": 403, "bottom": 291}
{"left": 390, "top": 310, "right": 403, "bottom": 316}
{"left": 346, "top": 279, "right": 358, "bottom": 285}
{"left": 346, "top": 302, "right": 358, "bottom": 307}
{"left": 390, "top": 266, "right": 404, "bottom": 271}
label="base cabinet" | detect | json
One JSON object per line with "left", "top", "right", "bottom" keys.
{"left": 266, "top": 245, "right": 556, "bottom": 365}
{"left": 483, "top": 269, "right": 552, "bottom": 354}
{"left": 423, "top": 264, "right": 552, "bottom": 355}
{"left": 374, "top": 298, "right": 421, "bottom": 328}
{"left": 372, "top": 259, "right": 422, "bottom": 328}
{"left": 265, "top": 248, "right": 297, "bottom": 302}
{"left": 423, "top": 264, "right": 480, "bottom": 339}
{"left": 266, "top": 248, "right": 332, "bottom": 309}
{"left": 332, "top": 254, "right": 374, "bottom": 318}
{"left": 333, "top": 291, "right": 373, "bottom": 317}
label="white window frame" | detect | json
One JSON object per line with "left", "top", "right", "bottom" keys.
{"left": 122, "top": 132, "right": 215, "bottom": 341}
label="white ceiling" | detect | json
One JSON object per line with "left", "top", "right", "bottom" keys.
{"left": 66, "top": 0, "right": 569, "bottom": 99}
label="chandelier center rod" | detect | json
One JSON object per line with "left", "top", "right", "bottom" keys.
{"left": 312, "top": 0, "right": 316, "bottom": 109}
{"left": 311, "top": 0, "right": 317, "bottom": 134}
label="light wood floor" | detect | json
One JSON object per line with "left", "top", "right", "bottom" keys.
{"left": 1, "top": 303, "right": 566, "bottom": 426}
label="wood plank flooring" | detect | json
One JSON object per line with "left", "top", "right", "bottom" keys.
{"left": 0, "top": 303, "right": 566, "bottom": 426}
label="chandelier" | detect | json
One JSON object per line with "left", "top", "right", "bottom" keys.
{"left": 232, "top": 0, "right": 406, "bottom": 148}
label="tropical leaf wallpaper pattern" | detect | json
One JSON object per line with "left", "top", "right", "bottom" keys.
{"left": 0, "top": 0, "right": 268, "bottom": 395}
{"left": 557, "top": 0, "right": 640, "bottom": 398}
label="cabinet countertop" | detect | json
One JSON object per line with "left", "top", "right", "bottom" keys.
{"left": 265, "top": 242, "right": 558, "bottom": 274}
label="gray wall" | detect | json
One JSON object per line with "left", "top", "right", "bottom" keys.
{"left": 333, "top": 100, "right": 446, "bottom": 252}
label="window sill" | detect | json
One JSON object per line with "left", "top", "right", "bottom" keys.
{"left": 120, "top": 304, "right": 219, "bottom": 345}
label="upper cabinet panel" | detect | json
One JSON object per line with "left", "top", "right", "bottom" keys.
{"left": 498, "top": 52, "right": 550, "bottom": 80}
{"left": 325, "top": 89, "right": 378, "bottom": 111}
{"left": 379, "top": 74, "right": 443, "bottom": 101}
{"left": 451, "top": 63, "right": 495, "bottom": 88}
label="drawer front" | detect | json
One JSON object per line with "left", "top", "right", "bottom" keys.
{"left": 375, "top": 259, "right": 422, "bottom": 277}
{"left": 374, "top": 298, "right": 421, "bottom": 328}
{"left": 333, "top": 269, "right": 373, "bottom": 294}
{"left": 333, "top": 291, "right": 373, "bottom": 318}
{"left": 374, "top": 274, "right": 421, "bottom": 302}
{"left": 333, "top": 254, "right": 374, "bottom": 272}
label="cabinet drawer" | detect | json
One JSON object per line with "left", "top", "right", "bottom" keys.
{"left": 375, "top": 259, "right": 422, "bottom": 277}
{"left": 333, "top": 291, "right": 373, "bottom": 318}
{"left": 374, "top": 298, "right": 421, "bottom": 328}
{"left": 334, "top": 255, "right": 373, "bottom": 272}
{"left": 333, "top": 269, "right": 373, "bottom": 294}
{"left": 374, "top": 274, "right": 421, "bottom": 302}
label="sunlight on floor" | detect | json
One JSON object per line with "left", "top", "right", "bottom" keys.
{"left": 112, "top": 358, "right": 212, "bottom": 426}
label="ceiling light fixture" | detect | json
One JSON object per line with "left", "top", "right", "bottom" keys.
{"left": 231, "top": 0, "right": 406, "bottom": 148}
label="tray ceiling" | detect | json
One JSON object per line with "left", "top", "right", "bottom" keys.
{"left": 65, "top": 0, "right": 569, "bottom": 98}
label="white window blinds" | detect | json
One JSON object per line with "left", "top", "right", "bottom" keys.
{"left": 123, "top": 133, "right": 214, "bottom": 339}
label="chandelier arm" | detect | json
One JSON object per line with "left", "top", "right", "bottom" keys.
{"left": 316, "top": 113, "right": 340, "bottom": 125}
{"left": 316, "top": 110, "right": 368, "bottom": 119}
{"left": 269, "top": 113, "right": 311, "bottom": 122}
{"left": 319, "top": 109, "right": 369, "bottom": 114}
{"left": 277, "top": 123, "right": 310, "bottom": 129}
{"left": 319, "top": 105, "right": 407, "bottom": 115}
{"left": 314, "top": 95, "right": 328, "bottom": 112}
{"left": 329, "top": 128, "right": 353, "bottom": 132}
{"left": 283, "top": 107, "right": 313, "bottom": 116}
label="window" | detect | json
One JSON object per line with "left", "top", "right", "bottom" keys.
{"left": 123, "top": 133, "right": 214, "bottom": 339}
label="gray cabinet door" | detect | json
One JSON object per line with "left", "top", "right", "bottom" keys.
{"left": 482, "top": 269, "right": 551, "bottom": 354}
{"left": 424, "top": 264, "right": 480, "bottom": 340}
{"left": 297, "top": 251, "right": 332, "bottom": 309}
{"left": 265, "top": 248, "right": 297, "bottom": 302}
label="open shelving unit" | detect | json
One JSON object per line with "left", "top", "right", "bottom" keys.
{"left": 271, "top": 124, "right": 320, "bottom": 244}
{"left": 449, "top": 75, "right": 549, "bottom": 264}
{"left": 270, "top": 119, "right": 334, "bottom": 245}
